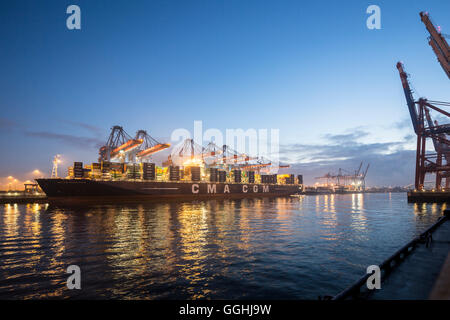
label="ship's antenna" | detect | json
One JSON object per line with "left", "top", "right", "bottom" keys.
{"left": 51, "top": 154, "right": 61, "bottom": 178}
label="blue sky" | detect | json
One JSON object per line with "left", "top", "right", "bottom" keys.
{"left": 0, "top": 0, "right": 449, "bottom": 187}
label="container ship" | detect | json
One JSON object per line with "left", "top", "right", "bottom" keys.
{"left": 36, "top": 126, "right": 303, "bottom": 202}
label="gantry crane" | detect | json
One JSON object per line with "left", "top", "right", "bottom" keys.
{"left": 203, "top": 141, "right": 223, "bottom": 158}
{"left": 99, "top": 126, "right": 141, "bottom": 162}
{"left": 208, "top": 144, "right": 257, "bottom": 166}
{"left": 397, "top": 62, "right": 450, "bottom": 190}
{"left": 133, "top": 130, "right": 170, "bottom": 162}
{"left": 315, "top": 162, "right": 369, "bottom": 190}
{"left": 420, "top": 12, "right": 450, "bottom": 79}
{"left": 169, "top": 138, "right": 205, "bottom": 166}
{"left": 99, "top": 126, "right": 169, "bottom": 163}
{"left": 166, "top": 138, "right": 287, "bottom": 172}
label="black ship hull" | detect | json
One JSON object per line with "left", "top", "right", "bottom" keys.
{"left": 36, "top": 179, "right": 301, "bottom": 203}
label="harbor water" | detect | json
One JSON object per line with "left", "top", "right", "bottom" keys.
{"left": 0, "top": 193, "right": 445, "bottom": 299}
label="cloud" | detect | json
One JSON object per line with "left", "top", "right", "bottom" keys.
{"left": 280, "top": 140, "right": 404, "bottom": 163}
{"left": 279, "top": 129, "right": 415, "bottom": 186}
{"left": 286, "top": 149, "right": 415, "bottom": 187}
{"left": 0, "top": 118, "right": 17, "bottom": 130}
{"left": 393, "top": 118, "right": 411, "bottom": 130}
{"left": 25, "top": 131, "right": 104, "bottom": 149}
{"left": 322, "top": 129, "right": 369, "bottom": 144}
{"left": 63, "top": 121, "right": 104, "bottom": 137}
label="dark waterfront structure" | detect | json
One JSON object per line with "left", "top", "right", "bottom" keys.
{"left": 333, "top": 210, "right": 450, "bottom": 300}
{"left": 408, "top": 190, "right": 450, "bottom": 203}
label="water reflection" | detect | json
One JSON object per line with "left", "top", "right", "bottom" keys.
{"left": 0, "top": 194, "right": 446, "bottom": 299}
{"left": 350, "top": 194, "right": 367, "bottom": 233}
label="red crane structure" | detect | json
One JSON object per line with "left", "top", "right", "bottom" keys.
{"left": 397, "top": 12, "right": 450, "bottom": 192}
{"left": 397, "top": 62, "right": 450, "bottom": 190}
{"left": 420, "top": 11, "right": 450, "bottom": 79}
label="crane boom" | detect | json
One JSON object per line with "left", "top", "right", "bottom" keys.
{"left": 396, "top": 62, "right": 419, "bottom": 133}
{"left": 363, "top": 164, "right": 370, "bottom": 178}
{"left": 356, "top": 161, "right": 363, "bottom": 175}
{"left": 110, "top": 138, "right": 143, "bottom": 158}
{"left": 134, "top": 130, "right": 170, "bottom": 160}
{"left": 99, "top": 126, "right": 143, "bottom": 161}
{"left": 240, "top": 163, "right": 271, "bottom": 170}
{"left": 420, "top": 12, "right": 450, "bottom": 79}
{"left": 428, "top": 37, "right": 450, "bottom": 79}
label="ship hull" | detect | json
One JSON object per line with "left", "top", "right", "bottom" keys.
{"left": 36, "top": 179, "right": 301, "bottom": 202}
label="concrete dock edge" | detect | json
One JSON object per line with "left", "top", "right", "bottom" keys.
{"left": 429, "top": 253, "right": 450, "bottom": 300}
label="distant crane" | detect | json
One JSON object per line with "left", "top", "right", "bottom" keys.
{"left": 315, "top": 162, "right": 369, "bottom": 190}
{"left": 420, "top": 12, "right": 450, "bottom": 79}
{"left": 361, "top": 163, "right": 370, "bottom": 190}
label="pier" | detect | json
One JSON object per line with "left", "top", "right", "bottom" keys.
{"left": 332, "top": 210, "right": 450, "bottom": 300}
{"left": 429, "top": 254, "right": 450, "bottom": 299}
{"left": 0, "top": 191, "right": 47, "bottom": 204}
{"left": 408, "top": 190, "right": 450, "bottom": 203}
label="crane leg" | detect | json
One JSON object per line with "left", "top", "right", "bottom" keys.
{"left": 436, "top": 153, "right": 443, "bottom": 190}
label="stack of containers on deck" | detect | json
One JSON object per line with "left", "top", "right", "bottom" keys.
{"left": 261, "top": 174, "right": 277, "bottom": 184}
{"left": 233, "top": 169, "right": 241, "bottom": 183}
{"left": 209, "top": 168, "right": 218, "bottom": 182}
{"left": 73, "top": 162, "right": 83, "bottom": 178}
{"left": 285, "top": 174, "right": 295, "bottom": 184}
{"left": 83, "top": 165, "right": 91, "bottom": 178}
{"left": 191, "top": 167, "right": 201, "bottom": 181}
{"left": 169, "top": 166, "right": 180, "bottom": 181}
{"left": 261, "top": 175, "right": 268, "bottom": 183}
{"left": 101, "top": 161, "right": 111, "bottom": 180}
{"left": 110, "top": 163, "right": 124, "bottom": 179}
{"left": 91, "top": 163, "right": 101, "bottom": 179}
{"left": 143, "top": 163, "right": 156, "bottom": 180}
{"left": 126, "top": 163, "right": 141, "bottom": 180}
{"left": 248, "top": 171, "right": 255, "bottom": 183}
{"left": 271, "top": 174, "right": 277, "bottom": 184}
{"left": 218, "top": 170, "right": 227, "bottom": 183}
